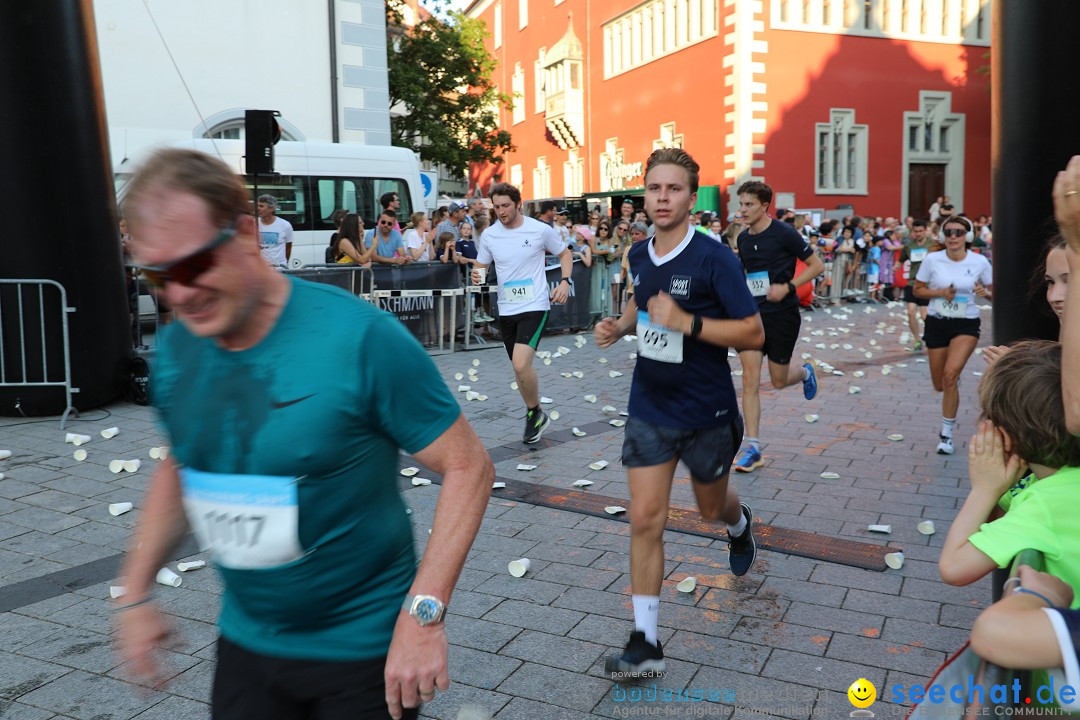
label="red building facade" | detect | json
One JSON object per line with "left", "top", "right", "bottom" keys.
{"left": 465, "top": 0, "right": 991, "bottom": 220}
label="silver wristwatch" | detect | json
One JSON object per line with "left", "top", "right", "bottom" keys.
{"left": 402, "top": 594, "right": 447, "bottom": 626}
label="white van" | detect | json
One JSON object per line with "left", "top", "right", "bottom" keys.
{"left": 115, "top": 139, "right": 424, "bottom": 268}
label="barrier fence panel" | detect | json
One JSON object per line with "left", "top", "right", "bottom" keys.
{"left": 0, "top": 280, "right": 79, "bottom": 428}
{"left": 369, "top": 263, "right": 463, "bottom": 354}
{"left": 283, "top": 264, "right": 373, "bottom": 297}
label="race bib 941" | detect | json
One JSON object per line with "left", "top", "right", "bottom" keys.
{"left": 503, "top": 279, "right": 535, "bottom": 303}
{"left": 637, "top": 311, "right": 684, "bottom": 363}
{"left": 180, "top": 468, "right": 304, "bottom": 570}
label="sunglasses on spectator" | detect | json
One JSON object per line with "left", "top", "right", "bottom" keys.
{"left": 942, "top": 228, "right": 968, "bottom": 238}
{"left": 134, "top": 225, "right": 236, "bottom": 288}
{"left": 379, "top": 220, "right": 394, "bottom": 226}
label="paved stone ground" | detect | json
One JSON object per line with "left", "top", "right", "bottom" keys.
{"left": 0, "top": 299, "right": 997, "bottom": 719}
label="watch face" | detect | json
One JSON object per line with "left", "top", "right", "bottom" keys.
{"left": 415, "top": 598, "right": 441, "bottom": 623}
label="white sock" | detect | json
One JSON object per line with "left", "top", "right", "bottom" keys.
{"left": 632, "top": 595, "right": 660, "bottom": 645}
{"left": 941, "top": 417, "right": 956, "bottom": 438}
{"left": 747, "top": 437, "right": 760, "bottom": 452}
{"left": 727, "top": 513, "right": 748, "bottom": 537}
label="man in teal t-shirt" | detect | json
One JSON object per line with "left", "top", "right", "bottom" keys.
{"left": 116, "top": 148, "right": 494, "bottom": 720}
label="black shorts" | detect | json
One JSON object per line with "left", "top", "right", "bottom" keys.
{"left": 622, "top": 415, "right": 743, "bottom": 484}
{"left": 758, "top": 307, "right": 801, "bottom": 365}
{"left": 499, "top": 310, "right": 548, "bottom": 359}
{"left": 903, "top": 285, "right": 930, "bottom": 307}
{"left": 212, "top": 636, "right": 418, "bottom": 720}
{"left": 922, "top": 316, "right": 981, "bottom": 349}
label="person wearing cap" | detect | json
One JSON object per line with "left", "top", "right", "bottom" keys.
{"left": 115, "top": 148, "right": 494, "bottom": 719}
{"left": 256, "top": 194, "right": 294, "bottom": 267}
{"left": 436, "top": 203, "right": 465, "bottom": 243}
{"left": 620, "top": 198, "right": 635, "bottom": 226}
{"left": 554, "top": 207, "right": 572, "bottom": 245}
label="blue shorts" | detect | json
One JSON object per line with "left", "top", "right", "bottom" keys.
{"left": 621, "top": 415, "right": 743, "bottom": 484}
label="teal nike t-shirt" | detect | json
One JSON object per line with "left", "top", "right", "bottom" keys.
{"left": 152, "top": 277, "right": 461, "bottom": 661}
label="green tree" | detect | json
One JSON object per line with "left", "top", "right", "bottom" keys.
{"left": 387, "top": 1, "right": 513, "bottom": 175}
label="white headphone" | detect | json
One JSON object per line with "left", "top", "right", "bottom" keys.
{"left": 944, "top": 215, "right": 974, "bottom": 244}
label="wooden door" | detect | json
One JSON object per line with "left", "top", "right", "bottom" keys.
{"left": 908, "top": 163, "right": 946, "bottom": 220}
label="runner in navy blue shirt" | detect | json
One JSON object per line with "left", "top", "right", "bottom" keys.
{"left": 595, "top": 149, "right": 764, "bottom": 677}
{"left": 733, "top": 181, "right": 825, "bottom": 473}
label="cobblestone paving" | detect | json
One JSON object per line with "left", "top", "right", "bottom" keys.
{"left": 0, "top": 300, "right": 996, "bottom": 719}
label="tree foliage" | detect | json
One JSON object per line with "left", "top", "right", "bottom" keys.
{"left": 387, "top": 1, "right": 513, "bottom": 175}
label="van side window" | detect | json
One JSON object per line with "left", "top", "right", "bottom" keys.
{"left": 314, "top": 177, "right": 412, "bottom": 230}
{"left": 243, "top": 176, "right": 307, "bottom": 230}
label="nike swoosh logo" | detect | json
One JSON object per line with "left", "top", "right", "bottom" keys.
{"left": 270, "top": 393, "right": 316, "bottom": 410}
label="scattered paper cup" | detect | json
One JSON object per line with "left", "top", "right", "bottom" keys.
{"left": 832, "top": 370, "right": 845, "bottom": 376}
{"left": 572, "top": 479, "right": 593, "bottom": 488}
{"left": 492, "top": 482, "right": 506, "bottom": 489}
{"left": 598, "top": 357, "right": 608, "bottom": 364}
{"left": 560, "top": 372, "right": 573, "bottom": 378}
{"left": 849, "top": 386, "right": 861, "bottom": 394}
{"left": 472, "top": 359, "right": 480, "bottom": 367}
{"left": 454, "top": 372, "right": 464, "bottom": 381}
{"left": 584, "top": 395, "right": 597, "bottom": 403}
{"left": 572, "top": 428, "right": 587, "bottom": 437}
{"left": 629, "top": 353, "right": 637, "bottom": 360}
{"left": 148, "top": 447, "right": 161, "bottom": 460}
{"left": 411, "top": 477, "right": 432, "bottom": 486}
{"left": 558, "top": 346, "right": 571, "bottom": 355}
{"left": 588, "top": 461, "right": 609, "bottom": 471}
{"left": 609, "top": 370, "right": 623, "bottom": 378}
{"left": 109, "top": 502, "right": 134, "bottom": 516}
{"left": 881, "top": 367, "right": 892, "bottom": 375}
{"left": 917, "top": 520, "right": 936, "bottom": 536}
{"left": 458, "top": 385, "right": 472, "bottom": 392}
{"left": 852, "top": 371, "right": 865, "bottom": 378}
{"left": 155, "top": 567, "right": 182, "bottom": 588}
{"left": 109, "top": 585, "right": 126, "bottom": 599}
{"left": 805, "top": 414, "right": 819, "bottom": 423}
{"left": 508, "top": 558, "right": 531, "bottom": 577}
{"left": 820, "top": 471, "right": 840, "bottom": 479}
{"left": 100, "top": 427, "right": 120, "bottom": 439}
{"left": 517, "top": 464, "right": 537, "bottom": 471}
{"left": 604, "top": 505, "right": 627, "bottom": 515}
{"left": 602, "top": 405, "right": 618, "bottom": 414}
{"left": 123, "top": 459, "right": 141, "bottom": 473}
{"left": 550, "top": 411, "right": 560, "bottom": 420}
{"left": 109, "top": 460, "right": 124, "bottom": 474}
{"left": 609, "top": 419, "right": 626, "bottom": 427}
{"left": 884, "top": 552, "right": 905, "bottom": 570}
{"left": 572, "top": 371, "right": 584, "bottom": 378}
{"left": 540, "top": 397, "right": 553, "bottom": 404}
{"left": 71, "top": 435, "right": 91, "bottom": 446}
{"left": 868, "top": 524, "right": 892, "bottom": 534}
{"left": 0, "top": 450, "right": 10, "bottom": 460}
{"left": 73, "top": 449, "right": 87, "bottom": 461}
{"left": 510, "top": 381, "right": 519, "bottom": 390}
{"left": 543, "top": 359, "right": 552, "bottom": 365}
{"left": 732, "top": 370, "right": 743, "bottom": 376}
{"left": 887, "top": 434, "right": 904, "bottom": 442}
{"left": 177, "top": 560, "right": 206, "bottom": 572}
{"left": 400, "top": 467, "right": 420, "bottom": 477}
{"left": 676, "top": 577, "right": 697, "bottom": 593}
{"left": 864, "top": 352, "right": 874, "bottom": 359}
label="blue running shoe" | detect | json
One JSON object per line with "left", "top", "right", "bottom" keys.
{"left": 734, "top": 446, "right": 764, "bottom": 473}
{"left": 802, "top": 362, "right": 818, "bottom": 401}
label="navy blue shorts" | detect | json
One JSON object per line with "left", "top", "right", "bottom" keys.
{"left": 621, "top": 415, "right": 743, "bottom": 484}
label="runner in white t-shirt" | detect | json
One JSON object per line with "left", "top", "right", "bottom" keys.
{"left": 472, "top": 182, "right": 573, "bottom": 443}
{"left": 256, "top": 195, "right": 294, "bottom": 267}
{"left": 913, "top": 215, "right": 993, "bottom": 455}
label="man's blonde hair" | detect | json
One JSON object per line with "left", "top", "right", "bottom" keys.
{"left": 644, "top": 148, "right": 700, "bottom": 194}
{"left": 123, "top": 148, "right": 249, "bottom": 229}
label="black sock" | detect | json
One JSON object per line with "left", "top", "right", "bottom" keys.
{"left": 528, "top": 405, "right": 540, "bottom": 414}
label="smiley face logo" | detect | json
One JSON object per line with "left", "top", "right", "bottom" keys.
{"left": 848, "top": 678, "right": 877, "bottom": 709}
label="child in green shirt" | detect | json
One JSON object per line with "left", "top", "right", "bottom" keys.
{"left": 939, "top": 340, "right": 1080, "bottom": 606}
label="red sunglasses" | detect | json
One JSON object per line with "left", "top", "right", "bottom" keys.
{"left": 134, "top": 226, "right": 236, "bottom": 288}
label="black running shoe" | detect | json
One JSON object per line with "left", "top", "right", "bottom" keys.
{"left": 523, "top": 408, "right": 550, "bottom": 444}
{"left": 605, "top": 631, "right": 665, "bottom": 676}
{"left": 727, "top": 503, "right": 757, "bottom": 576}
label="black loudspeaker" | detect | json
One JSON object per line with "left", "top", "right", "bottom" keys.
{"left": 245, "top": 110, "right": 281, "bottom": 175}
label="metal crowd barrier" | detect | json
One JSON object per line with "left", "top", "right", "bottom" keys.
{"left": 0, "top": 279, "right": 79, "bottom": 428}
{"left": 282, "top": 264, "right": 374, "bottom": 298}
{"left": 370, "top": 288, "right": 462, "bottom": 354}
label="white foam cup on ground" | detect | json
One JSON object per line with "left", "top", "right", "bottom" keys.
{"left": 109, "top": 585, "right": 126, "bottom": 599}
{"left": 508, "top": 558, "right": 531, "bottom": 577}
{"left": 917, "top": 520, "right": 936, "bottom": 535}
{"left": 123, "top": 459, "right": 141, "bottom": 473}
{"left": 109, "top": 460, "right": 124, "bottom": 474}
{"left": 177, "top": 560, "right": 206, "bottom": 572}
{"left": 676, "top": 577, "right": 697, "bottom": 593}
{"left": 0, "top": 450, "right": 10, "bottom": 460}
{"left": 73, "top": 449, "right": 87, "bottom": 462}
{"left": 885, "top": 552, "right": 905, "bottom": 570}
{"left": 100, "top": 427, "right": 120, "bottom": 439}
{"left": 109, "top": 502, "right": 134, "bottom": 516}
{"left": 148, "top": 447, "right": 161, "bottom": 460}
{"left": 155, "top": 567, "right": 182, "bottom": 587}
